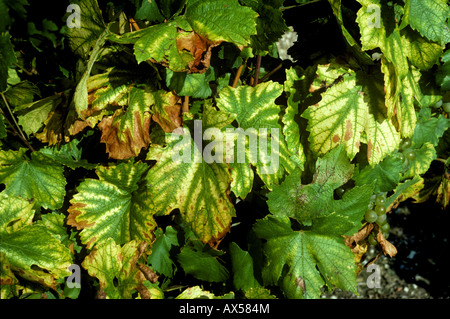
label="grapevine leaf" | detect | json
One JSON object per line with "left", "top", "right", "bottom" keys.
{"left": 253, "top": 215, "right": 357, "bottom": 299}
{"left": 240, "top": 0, "right": 289, "bottom": 54}
{"left": 0, "top": 193, "right": 34, "bottom": 233}
{"left": 401, "top": 0, "right": 450, "bottom": 46}
{"left": 98, "top": 87, "right": 152, "bottom": 159}
{"left": 177, "top": 245, "right": 229, "bottom": 282}
{"left": 412, "top": 108, "right": 450, "bottom": 148}
{"left": 176, "top": 286, "right": 234, "bottom": 299}
{"left": 185, "top": 0, "right": 258, "bottom": 47}
{"left": 400, "top": 28, "right": 444, "bottom": 71}
{"left": 0, "top": 149, "right": 66, "bottom": 210}
{"left": 146, "top": 130, "right": 235, "bottom": 246}
{"left": 267, "top": 145, "right": 355, "bottom": 225}
{"left": 0, "top": 194, "right": 72, "bottom": 288}
{"left": 386, "top": 175, "right": 424, "bottom": 210}
{"left": 217, "top": 82, "right": 302, "bottom": 190}
{"left": 14, "top": 94, "right": 62, "bottom": 136}
{"left": 151, "top": 90, "right": 183, "bottom": 133}
{"left": 0, "top": 252, "right": 19, "bottom": 299}
{"left": 302, "top": 64, "right": 400, "bottom": 165}
{"left": 147, "top": 226, "right": 179, "bottom": 277}
{"left": 165, "top": 67, "right": 215, "bottom": 99}
{"left": 38, "top": 137, "right": 97, "bottom": 170}
{"left": 353, "top": 154, "right": 403, "bottom": 193}
{"left": 403, "top": 142, "right": 437, "bottom": 179}
{"left": 73, "top": 26, "right": 110, "bottom": 120}
{"left": 67, "top": 162, "right": 156, "bottom": 249}
{"left": 65, "top": 0, "right": 106, "bottom": 59}
{"left": 356, "top": 0, "right": 409, "bottom": 77}
{"left": 229, "top": 242, "right": 261, "bottom": 291}
{"left": 82, "top": 238, "right": 144, "bottom": 299}
{"left": 0, "top": 32, "right": 17, "bottom": 92}
{"left": 437, "top": 49, "right": 450, "bottom": 90}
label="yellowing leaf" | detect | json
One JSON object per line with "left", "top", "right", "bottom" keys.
{"left": 67, "top": 162, "right": 156, "bottom": 249}
{"left": 146, "top": 131, "right": 235, "bottom": 247}
{"left": 302, "top": 64, "right": 400, "bottom": 165}
{"left": 82, "top": 238, "right": 146, "bottom": 299}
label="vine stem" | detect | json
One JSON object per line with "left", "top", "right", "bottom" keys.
{"left": 0, "top": 92, "right": 35, "bottom": 152}
{"left": 258, "top": 63, "right": 283, "bottom": 83}
{"left": 253, "top": 55, "right": 262, "bottom": 87}
{"left": 182, "top": 96, "right": 189, "bottom": 113}
{"left": 232, "top": 63, "right": 244, "bottom": 88}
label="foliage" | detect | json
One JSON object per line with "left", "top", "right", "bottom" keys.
{"left": 0, "top": 0, "right": 449, "bottom": 299}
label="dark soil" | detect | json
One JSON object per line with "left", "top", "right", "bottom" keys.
{"left": 323, "top": 200, "right": 450, "bottom": 299}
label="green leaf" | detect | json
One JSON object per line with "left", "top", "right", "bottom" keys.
{"left": 165, "top": 67, "right": 215, "bottom": 98}
{"left": 401, "top": 0, "right": 450, "bottom": 46}
{"left": 135, "top": 0, "right": 165, "bottom": 23}
{"left": 353, "top": 155, "right": 403, "bottom": 193}
{"left": 253, "top": 215, "right": 357, "bottom": 299}
{"left": 240, "top": 0, "right": 289, "bottom": 54}
{"left": 177, "top": 244, "right": 229, "bottom": 282}
{"left": 437, "top": 49, "right": 450, "bottom": 91}
{"left": 39, "top": 137, "right": 97, "bottom": 169}
{"left": 127, "top": 18, "right": 194, "bottom": 71}
{"left": 0, "top": 149, "right": 66, "bottom": 210}
{"left": 267, "top": 145, "right": 355, "bottom": 225}
{"left": 0, "top": 32, "right": 17, "bottom": 92}
{"left": 185, "top": 0, "right": 258, "bottom": 46}
{"left": 147, "top": 226, "right": 179, "bottom": 277}
{"left": 412, "top": 108, "right": 449, "bottom": 148}
{"left": 403, "top": 142, "right": 437, "bottom": 179}
{"left": 67, "top": 162, "right": 156, "bottom": 249}
{"left": 302, "top": 64, "right": 400, "bottom": 165}
{"left": 65, "top": 0, "right": 106, "bottom": 59}
{"left": 229, "top": 242, "right": 260, "bottom": 291}
{"left": 82, "top": 238, "right": 143, "bottom": 299}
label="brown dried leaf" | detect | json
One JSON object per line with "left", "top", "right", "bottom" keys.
{"left": 152, "top": 92, "right": 182, "bottom": 133}
{"left": 98, "top": 108, "right": 151, "bottom": 160}
{"left": 377, "top": 231, "right": 398, "bottom": 257}
{"left": 176, "top": 32, "right": 221, "bottom": 74}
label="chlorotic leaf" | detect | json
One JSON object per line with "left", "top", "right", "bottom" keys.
{"left": 82, "top": 238, "right": 144, "bottom": 299}
{"left": 0, "top": 149, "right": 66, "bottom": 210}
{"left": 302, "top": 64, "right": 400, "bottom": 165}
{"left": 146, "top": 130, "right": 235, "bottom": 246}
{"left": 176, "top": 285, "right": 234, "bottom": 299}
{"left": 67, "top": 162, "right": 156, "bottom": 249}
{"left": 217, "top": 82, "right": 302, "bottom": 190}
{"left": 0, "top": 195, "right": 72, "bottom": 288}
